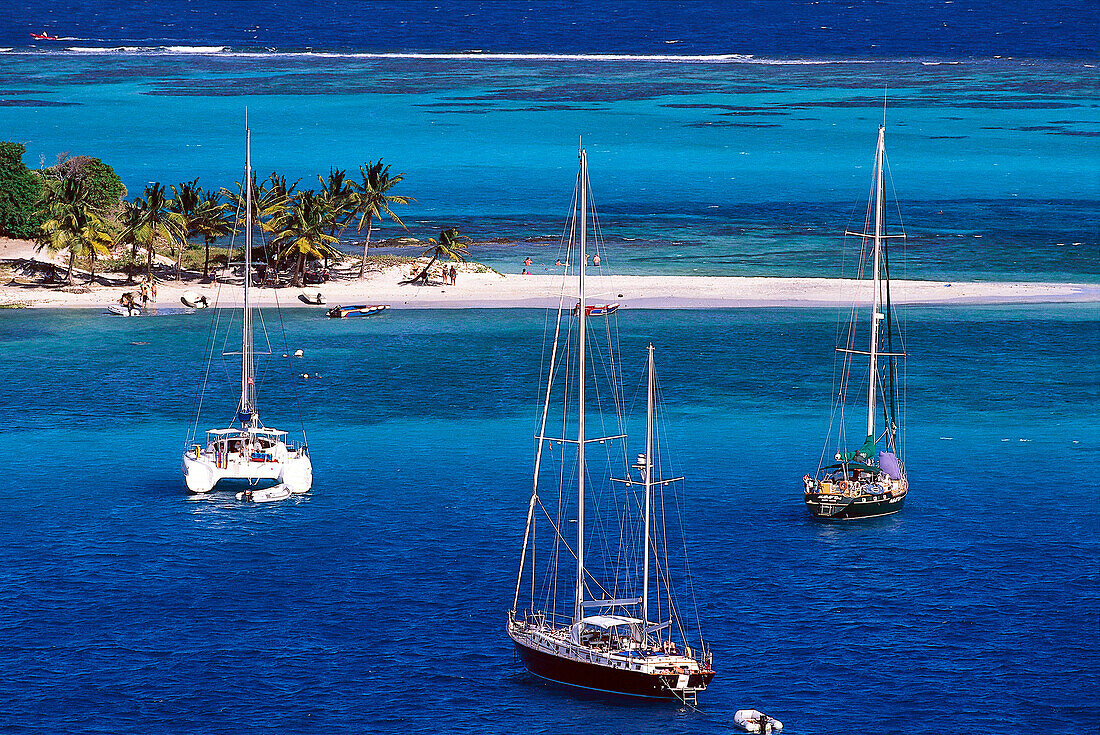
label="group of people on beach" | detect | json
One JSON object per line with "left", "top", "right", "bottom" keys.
{"left": 118, "top": 277, "right": 157, "bottom": 310}
{"left": 439, "top": 265, "right": 458, "bottom": 285}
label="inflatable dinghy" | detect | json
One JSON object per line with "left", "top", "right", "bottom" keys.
{"left": 180, "top": 290, "right": 209, "bottom": 309}
{"left": 326, "top": 304, "right": 389, "bottom": 318}
{"left": 108, "top": 304, "right": 141, "bottom": 317}
{"left": 298, "top": 291, "right": 325, "bottom": 305}
{"left": 236, "top": 484, "right": 292, "bottom": 503}
{"left": 734, "top": 710, "right": 783, "bottom": 733}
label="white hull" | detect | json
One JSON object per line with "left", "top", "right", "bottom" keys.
{"left": 735, "top": 709, "right": 784, "bottom": 733}
{"left": 183, "top": 443, "right": 312, "bottom": 495}
{"left": 236, "top": 484, "right": 291, "bottom": 503}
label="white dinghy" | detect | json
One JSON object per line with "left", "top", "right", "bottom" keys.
{"left": 181, "top": 290, "right": 209, "bottom": 308}
{"left": 734, "top": 709, "right": 784, "bottom": 733}
{"left": 236, "top": 484, "right": 292, "bottom": 503}
{"left": 182, "top": 122, "right": 312, "bottom": 501}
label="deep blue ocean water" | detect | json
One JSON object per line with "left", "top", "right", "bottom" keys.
{"left": 0, "top": 305, "right": 1095, "bottom": 733}
{"left": 1, "top": 3, "right": 1098, "bottom": 732}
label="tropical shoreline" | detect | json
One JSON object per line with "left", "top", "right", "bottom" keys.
{"left": 4, "top": 255, "right": 1095, "bottom": 310}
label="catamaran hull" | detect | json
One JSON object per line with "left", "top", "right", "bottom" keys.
{"left": 804, "top": 491, "right": 906, "bottom": 520}
{"left": 182, "top": 454, "right": 312, "bottom": 495}
{"left": 511, "top": 638, "right": 713, "bottom": 699}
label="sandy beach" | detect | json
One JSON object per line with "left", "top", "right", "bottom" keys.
{"left": 2, "top": 238, "right": 1096, "bottom": 310}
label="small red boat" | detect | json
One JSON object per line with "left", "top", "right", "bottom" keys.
{"left": 30, "top": 32, "right": 60, "bottom": 41}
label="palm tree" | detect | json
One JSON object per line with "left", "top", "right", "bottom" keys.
{"left": 349, "top": 160, "right": 413, "bottom": 278}
{"left": 116, "top": 197, "right": 146, "bottom": 284}
{"left": 37, "top": 177, "right": 115, "bottom": 284}
{"left": 125, "top": 183, "right": 186, "bottom": 280}
{"left": 36, "top": 177, "right": 87, "bottom": 284}
{"left": 402, "top": 227, "right": 470, "bottom": 285}
{"left": 191, "top": 191, "right": 232, "bottom": 280}
{"left": 225, "top": 172, "right": 296, "bottom": 266}
{"left": 169, "top": 179, "right": 203, "bottom": 280}
{"left": 74, "top": 210, "right": 115, "bottom": 284}
{"left": 273, "top": 191, "right": 341, "bottom": 286}
{"left": 37, "top": 178, "right": 115, "bottom": 285}
{"left": 318, "top": 167, "right": 353, "bottom": 269}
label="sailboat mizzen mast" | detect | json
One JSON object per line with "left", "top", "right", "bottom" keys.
{"left": 866, "top": 124, "right": 885, "bottom": 439}
{"left": 575, "top": 146, "right": 588, "bottom": 625}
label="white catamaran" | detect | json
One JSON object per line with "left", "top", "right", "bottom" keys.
{"left": 803, "top": 121, "right": 909, "bottom": 520}
{"left": 507, "top": 146, "right": 714, "bottom": 702}
{"left": 182, "top": 124, "right": 312, "bottom": 502}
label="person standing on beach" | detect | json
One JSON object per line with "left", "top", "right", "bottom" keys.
{"left": 593, "top": 254, "right": 601, "bottom": 267}
{"left": 139, "top": 279, "right": 149, "bottom": 307}
{"left": 449, "top": 265, "right": 457, "bottom": 285}
{"left": 150, "top": 278, "right": 157, "bottom": 303}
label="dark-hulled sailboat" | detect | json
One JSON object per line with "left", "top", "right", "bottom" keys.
{"left": 803, "top": 121, "right": 909, "bottom": 520}
{"left": 507, "top": 146, "right": 714, "bottom": 703}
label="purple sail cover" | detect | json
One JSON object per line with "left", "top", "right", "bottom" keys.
{"left": 878, "top": 451, "right": 902, "bottom": 479}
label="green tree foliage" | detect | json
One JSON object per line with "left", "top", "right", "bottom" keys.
{"left": 402, "top": 227, "right": 470, "bottom": 285}
{"left": 169, "top": 179, "right": 203, "bottom": 279}
{"left": 37, "top": 177, "right": 115, "bottom": 284}
{"left": 119, "top": 183, "right": 186, "bottom": 279}
{"left": 0, "top": 142, "right": 45, "bottom": 239}
{"left": 272, "top": 190, "right": 341, "bottom": 286}
{"left": 52, "top": 155, "right": 126, "bottom": 214}
{"left": 349, "top": 160, "right": 412, "bottom": 278}
{"left": 192, "top": 190, "right": 232, "bottom": 280}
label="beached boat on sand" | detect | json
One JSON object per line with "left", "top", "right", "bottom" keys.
{"left": 803, "top": 121, "right": 909, "bottom": 520}
{"left": 182, "top": 123, "right": 312, "bottom": 500}
{"left": 326, "top": 303, "right": 388, "bottom": 318}
{"left": 508, "top": 146, "right": 714, "bottom": 704}
{"left": 572, "top": 302, "right": 619, "bottom": 317}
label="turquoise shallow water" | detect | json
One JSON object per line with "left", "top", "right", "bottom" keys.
{"left": 1, "top": 53, "right": 1097, "bottom": 281}
{"left": 0, "top": 304, "right": 1095, "bottom": 732}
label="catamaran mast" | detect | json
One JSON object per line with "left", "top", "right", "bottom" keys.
{"left": 574, "top": 146, "right": 588, "bottom": 624}
{"left": 642, "top": 343, "right": 654, "bottom": 625}
{"left": 866, "top": 124, "right": 885, "bottom": 439}
{"left": 241, "top": 124, "right": 255, "bottom": 426}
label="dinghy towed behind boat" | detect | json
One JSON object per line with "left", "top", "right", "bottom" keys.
{"left": 803, "top": 119, "right": 909, "bottom": 520}
{"left": 182, "top": 122, "right": 312, "bottom": 501}
{"left": 507, "top": 145, "right": 714, "bottom": 704}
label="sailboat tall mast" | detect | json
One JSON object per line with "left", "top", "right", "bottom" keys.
{"left": 574, "top": 146, "right": 588, "bottom": 624}
{"left": 642, "top": 343, "right": 655, "bottom": 625}
{"left": 866, "top": 124, "right": 886, "bottom": 439}
{"left": 241, "top": 125, "right": 255, "bottom": 425}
